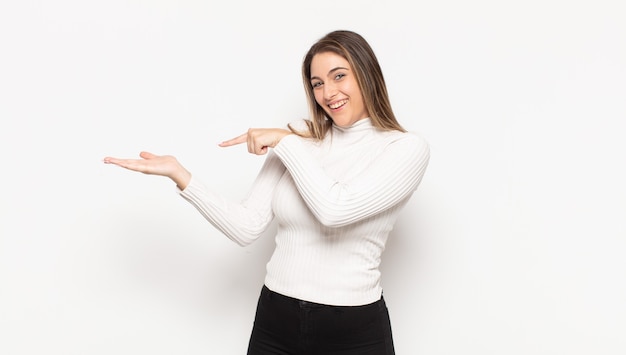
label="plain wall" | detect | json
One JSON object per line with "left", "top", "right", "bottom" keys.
{"left": 1, "top": 0, "right": 625, "bottom": 354}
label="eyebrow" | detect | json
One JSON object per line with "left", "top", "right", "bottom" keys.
{"left": 310, "top": 66, "right": 350, "bottom": 81}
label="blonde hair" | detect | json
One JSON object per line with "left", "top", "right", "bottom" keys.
{"left": 290, "top": 30, "right": 405, "bottom": 140}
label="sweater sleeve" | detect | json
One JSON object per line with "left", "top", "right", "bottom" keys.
{"left": 178, "top": 151, "right": 286, "bottom": 246}
{"left": 273, "top": 133, "right": 430, "bottom": 228}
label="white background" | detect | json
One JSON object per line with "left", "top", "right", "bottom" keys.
{"left": 1, "top": 0, "right": 625, "bottom": 354}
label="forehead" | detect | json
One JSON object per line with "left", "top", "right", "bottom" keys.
{"left": 310, "top": 52, "right": 351, "bottom": 76}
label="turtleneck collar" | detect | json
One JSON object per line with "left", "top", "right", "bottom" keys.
{"left": 332, "top": 118, "right": 373, "bottom": 133}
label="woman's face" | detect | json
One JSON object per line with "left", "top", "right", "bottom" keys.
{"left": 310, "top": 52, "right": 369, "bottom": 128}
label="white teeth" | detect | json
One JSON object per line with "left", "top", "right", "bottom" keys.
{"left": 329, "top": 100, "right": 347, "bottom": 109}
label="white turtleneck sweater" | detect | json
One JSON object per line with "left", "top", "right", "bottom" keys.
{"left": 179, "top": 118, "right": 430, "bottom": 306}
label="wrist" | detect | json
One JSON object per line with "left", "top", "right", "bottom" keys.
{"left": 172, "top": 168, "right": 192, "bottom": 190}
{"left": 274, "top": 129, "right": 293, "bottom": 147}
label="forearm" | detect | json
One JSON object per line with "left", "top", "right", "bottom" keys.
{"left": 178, "top": 151, "right": 285, "bottom": 246}
{"left": 180, "top": 178, "right": 273, "bottom": 246}
{"left": 273, "top": 133, "right": 430, "bottom": 227}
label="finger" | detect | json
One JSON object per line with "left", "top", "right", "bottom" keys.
{"left": 103, "top": 156, "right": 130, "bottom": 165}
{"left": 218, "top": 133, "right": 248, "bottom": 147}
{"left": 139, "top": 151, "right": 157, "bottom": 159}
{"left": 103, "top": 157, "right": 140, "bottom": 170}
{"left": 104, "top": 151, "right": 150, "bottom": 164}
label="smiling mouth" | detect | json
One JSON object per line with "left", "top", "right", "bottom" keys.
{"left": 328, "top": 99, "right": 348, "bottom": 110}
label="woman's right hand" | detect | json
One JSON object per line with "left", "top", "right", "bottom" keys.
{"left": 103, "top": 151, "right": 192, "bottom": 190}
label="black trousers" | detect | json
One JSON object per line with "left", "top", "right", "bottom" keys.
{"left": 247, "top": 285, "right": 395, "bottom": 355}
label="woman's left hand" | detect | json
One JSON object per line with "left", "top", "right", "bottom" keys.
{"left": 219, "top": 128, "right": 292, "bottom": 155}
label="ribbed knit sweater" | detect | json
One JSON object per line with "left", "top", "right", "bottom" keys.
{"left": 179, "top": 118, "right": 430, "bottom": 306}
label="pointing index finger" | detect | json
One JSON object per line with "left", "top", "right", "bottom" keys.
{"left": 219, "top": 132, "right": 248, "bottom": 147}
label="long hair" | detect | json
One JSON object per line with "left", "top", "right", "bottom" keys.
{"left": 290, "top": 30, "right": 406, "bottom": 140}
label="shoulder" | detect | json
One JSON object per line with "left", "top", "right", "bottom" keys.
{"left": 382, "top": 129, "right": 429, "bottom": 151}
{"left": 287, "top": 118, "right": 312, "bottom": 132}
{"left": 375, "top": 130, "right": 430, "bottom": 168}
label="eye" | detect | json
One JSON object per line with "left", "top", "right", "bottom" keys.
{"left": 311, "top": 81, "right": 323, "bottom": 88}
{"left": 334, "top": 73, "right": 346, "bottom": 80}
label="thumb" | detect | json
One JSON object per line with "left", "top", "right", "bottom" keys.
{"left": 139, "top": 151, "right": 157, "bottom": 159}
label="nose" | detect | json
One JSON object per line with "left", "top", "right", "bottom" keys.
{"left": 323, "top": 82, "right": 338, "bottom": 101}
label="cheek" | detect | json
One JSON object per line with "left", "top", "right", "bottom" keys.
{"left": 313, "top": 91, "right": 325, "bottom": 107}
{"left": 346, "top": 81, "right": 360, "bottom": 98}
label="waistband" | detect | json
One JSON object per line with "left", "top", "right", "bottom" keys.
{"left": 261, "top": 285, "right": 384, "bottom": 309}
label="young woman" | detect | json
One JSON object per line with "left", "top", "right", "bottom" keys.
{"left": 104, "top": 30, "right": 430, "bottom": 355}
